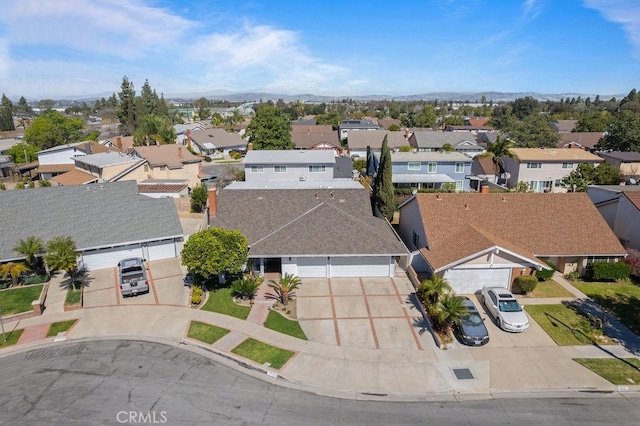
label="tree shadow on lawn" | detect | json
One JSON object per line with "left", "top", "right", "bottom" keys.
{"left": 55, "top": 270, "right": 94, "bottom": 291}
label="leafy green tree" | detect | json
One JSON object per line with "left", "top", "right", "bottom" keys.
{"left": 511, "top": 96, "right": 539, "bottom": 120}
{"left": 0, "top": 262, "right": 29, "bottom": 287}
{"left": 190, "top": 182, "right": 208, "bottom": 213}
{"left": 489, "top": 104, "right": 516, "bottom": 129}
{"left": 504, "top": 114, "right": 560, "bottom": 148}
{"left": 133, "top": 114, "right": 176, "bottom": 145}
{"left": 574, "top": 110, "right": 611, "bottom": 132}
{"left": 13, "top": 236, "right": 44, "bottom": 271}
{"left": 225, "top": 110, "right": 244, "bottom": 131}
{"left": 24, "top": 111, "right": 85, "bottom": 150}
{"left": 197, "top": 105, "right": 211, "bottom": 120}
{"left": 246, "top": 105, "right": 293, "bottom": 149}
{"left": 373, "top": 135, "right": 395, "bottom": 221}
{"left": 117, "top": 75, "right": 137, "bottom": 135}
{"left": 598, "top": 109, "right": 640, "bottom": 152}
{"left": 484, "top": 135, "right": 516, "bottom": 177}
{"left": 0, "top": 94, "right": 15, "bottom": 131}
{"left": 441, "top": 143, "right": 455, "bottom": 152}
{"left": 15, "top": 96, "right": 32, "bottom": 114}
{"left": 388, "top": 124, "right": 401, "bottom": 131}
{"left": 442, "top": 115, "right": 464, "bottom": 126}
{"left": 45, "top": 236, "right": 79, "bottom": 289}
{"left": 268, "top": 273, "right": 302, "bottom": 306}
{"left": 561, "top": 172, "right": 590, "bottom": 192}
{"left": 38, "top": 99, "right": 56, "bottom": 111}
{"left": 6, "top": 142, "right": 38, "bottom": 163}
{"left": 181, "top": 228, "right": 248, "bottom": 279}
{"left": 595, "top": 161, "right": 623, "bottom": 184}
{"left": 401, "top": 105, "right": 436, "bottom": 128}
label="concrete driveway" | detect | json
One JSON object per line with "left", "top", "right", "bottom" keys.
{"left": 81, "top": 258, "right": 189, "bottom": 308}
{"left": 296, "top": 276, "right": 437, "bottom": 350}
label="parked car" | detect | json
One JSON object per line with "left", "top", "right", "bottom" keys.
{"left": 454, "top": 296, "right": 490, "bottom": 346}
{"left": 480, "top": 286, "right": 529, "bottom": 332}
{"left": 118, "top": 257, "right": 149, "bottom": 297}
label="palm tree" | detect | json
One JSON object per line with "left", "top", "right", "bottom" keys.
{"left": 485, "top": 135, "right": 516, "bottom": 183}
{"left": 1, "top": 262, "right": 30, "bottom": 287}
{"left": 13, "top": 236, "right": 44, "bottom": 271}
{"left": 433, "top": 294, "right": 468, "bottom": 333}
{"left": 45, "top": 236, "right": 79, "bottom": 289}
{"left": 268, "top": 273, "right": 302, "bottom": 306}
{"left": 417, "top": 275, "right": 452, "bottom": 305}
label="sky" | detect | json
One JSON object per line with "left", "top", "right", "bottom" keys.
{"left": 0, "top": 0, "right": 639, "bottom": 99}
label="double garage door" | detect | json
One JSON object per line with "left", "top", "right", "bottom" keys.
{"left": 442, "top": 268, "right": 511, "bottom": 294}
{"left": 297, "top": 256, "right": 392, "bottom": 278}
{"left": 80, "top": 240, "right": 179, "bottom": 271}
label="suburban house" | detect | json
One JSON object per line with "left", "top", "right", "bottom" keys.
{"left": 100, "top": 136, "right": 134, "bottom": 152}
{"left": 210, "top": 187, "right": 408, "bottom": 277}
{"left": 338, "top": 119, "right": 380, "bottom": 141}
{"left": 52, "top": 168, "right": 99, "bottom": 186}
{"left": 347, "top": 130, "right": 411, "bottom": 158}
{"left": 243, "top": 150, "right": 337, "bottom": 183}
{"left": 391, "top": 151, "right": 472, "bottom": 191}
{"left": 501, "top": 148, "right": 604, "bottom": 192}
{"left": 174, "top": 122, "right": 206, "bottom": 144}
{"left": 598, "top": 151, "right": 640, "bottom": 179}
{"left": 470, "top": 155, "right": 499, "bottom": 184}
{"left": 36, "top": 141, "right": 113, "bottom": 180}
{"left": 187, "top": 128, "right": 247, "bottom": 157}
{"left": 72, "top": 151, "right": 146, "bottom": 182}
{"left": 557, "top": 132, "right": 604, "bottom": 151}
{"left": 409, "top": 131, "right": 485, "bottom": 157}
{"left": 588, "top": 185, "right": 640, "bottom": 250}
{"left": 397, "top": 192, "right": 627, "bottom": 294}
{"left": 444, "top": 124, "right": 494, "bottom": 135}
{"left": 127, "top": 144, "right": 205, "bottom": 188}
{"left": 0, "top": 181, "right": 184, "bottom": 270}
{"left": 550, "top": 120, "right": 578, "bottom": 133}
{"left": 291, "top": 125, "right": 341, "bottom": 154}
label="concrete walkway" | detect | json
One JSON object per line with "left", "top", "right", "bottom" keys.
{"left": 41, "top": 273, "right": 71, "bottom": 315}
{"left": 246, "top": 278, "right": 278, "bottom": 326}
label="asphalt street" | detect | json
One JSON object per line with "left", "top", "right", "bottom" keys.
{"left": 0, "top": 340, "right": 638, "bottom": 425}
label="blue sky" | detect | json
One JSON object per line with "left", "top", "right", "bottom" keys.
{"left": 0, "top": 0, "right": 639, "bottom": 99}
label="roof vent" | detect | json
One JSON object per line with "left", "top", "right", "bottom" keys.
{"left": 464, "top": 202, "right": 470, "bottom": 210}
{"left": 501, "top": 196, "right": 507, "bottom": 202}
{"left": 436, "top": 194, "right": 441, "bottom": 201}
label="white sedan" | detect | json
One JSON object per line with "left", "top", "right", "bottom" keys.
{"left": 480, "top": 286, "right": 529, "bottom": 332}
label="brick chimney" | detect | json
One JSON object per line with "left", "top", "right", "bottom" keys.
{"left": 207, "top": 188, "right": 218, "bottom": 222}
{"left": 480, "top": 181, "right": 490, "bottom": 193}
{"left": 116, "top": 136, "right": 123, "bottom": 150}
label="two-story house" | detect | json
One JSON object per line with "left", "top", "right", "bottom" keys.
{"left": 73, "top": 151, "right": 146, "bottom": 182}
{"left": 37, "top": 141, "right": 113, "bottom": 180}
{"left": 243, "top": 150, "right": 336, "bottom": 183}
{"left": 502, "top": 148, "right": 604, "bottom": 193}
{"left": 126, "top": 145, "right": 205, "bottom": 188}
{"left": 409, "top": 131, "right": 484, "bottom": 158}
{"left": 391, "top": 151, "right": 472, "bottom": 191}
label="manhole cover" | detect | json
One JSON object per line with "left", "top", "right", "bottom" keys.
{"left": 453, "top": 368, "right": 474, "bottom": 380}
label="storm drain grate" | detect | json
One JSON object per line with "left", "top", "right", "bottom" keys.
{"left": 452, "top": 368, "right": 474, "bottom": 380}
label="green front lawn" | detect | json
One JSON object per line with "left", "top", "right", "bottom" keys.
{"left": 0, "top": 329, "right": 24, "bottom": 347}
{"left": 571, "top": 281, "right": 640, "bottom": 336}
{"left": 574, "top": 358, "right": 640, "bottom": 385}
{"left": 526, "top": 304, "right": 615, "bottom": 346}
{"left": 201, "top": 287, "right": 251, "bottom": 320}
{"left": 231, "top": 338, "right": 295, "bottom": 370}
{"left": 65, "top": 286, "right": 82, "bottom": 306}
{"left": 46, "top": 320, "right": 78, "bottom": 337}
{"left": 264, "top": 310, "right": 307, "bottom": 340}
{"left": 0, "top": 284, "right": 44, "bottom": 315}
{"left": 187, "top": 321, "right": 230, "bottom": 344}
{"left": 529, "top": 280, "right": 575, "bottom": 298}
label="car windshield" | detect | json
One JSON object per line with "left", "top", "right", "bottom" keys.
{"left": 499, "top": 300, "right": 522, "bottom": 312}
{"left": 461, "top": 313, "right": 483, "bottom": 325}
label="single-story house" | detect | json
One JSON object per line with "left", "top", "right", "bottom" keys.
{"left": 291, "top": 125, "right": 341, "bottom": 154}
{"left": 0, "top": 181, "right": 184, "bottom": 270}
{"left": 210, "top": 187, "right": 408, "bottom": 277}
{"left": 398, "top": 192, "right": 626, "bottom": 293}
{"left": 187, "top": 128, "right": 247, "bottom": 156}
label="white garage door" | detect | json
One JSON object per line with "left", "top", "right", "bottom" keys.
{"left": 145, "top": 240, "right": 178, "bottom": 261}
{"left": 297, "top": 257, "right": 328, "bottom": 277}
{"left": 80, "top": 244, "right": 144, "bottom": 270}
{"left": 330, "top": 256, "right": 391, "bottom": 277}
{"left": 443, "top": 268, "right": 511, "bottom": 294}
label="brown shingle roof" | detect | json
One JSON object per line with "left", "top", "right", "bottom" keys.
{"left": 623, "top": 191, "right": 640, "bottom": 211}
{"left": 410, "top": 193, "right": 625, "bottom": 269}
{"left": 131, "top": 145, "right": 201, "bottom": 168}
{"left": 36, "top": 164, "right": 75, "bottom": 174}
{"left": 558, "top": 132, "right": 604, "bottom": 150}
{"left": 291, "top": 125, "right": 340, "bottom": 150}
{"left": 347, "top": 130, "right": 410, "bottom": 150}
{"left": 473, "top": 156, "right": 497, "bottom": 175}
{"left": 137, "top": 184, "right": 188, "bottom": 193}
{"left": 52, "top": 169, "right": 98, "bottom": 186}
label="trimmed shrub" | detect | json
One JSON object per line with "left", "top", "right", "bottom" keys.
{"left": 191, "top": 285, "right": 204, "bottom": 305}
{"left": 231, "top": 276, "right": 260, "bottom": 300}
{"left": 585, "top": 261, "right": 631, "bottom": 281}
{"left": 22, "top": 274, "right": 50, "bottom": 285}
{"left": 564, "top": 271, "right": 580, "bottom": 281}
{"left": 514, "top": 275, "right": 538, "bottom": 294}
{"left": 535, "top": 260, "right": 556, "bottom": 281}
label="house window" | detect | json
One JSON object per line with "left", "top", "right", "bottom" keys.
{"left": 308, "top": 165, "right": 326, "bottom": 173}
{"left": 455, "top": 162, "right": 464, "bottom": 173}
{"left": 427, "top": 162, "right": 437, "bottom": 173}
{"left": 250, "top": 165, "right": 264, "bottom": 173}
{"left": 529, "top": 180, "right": 553, "bottom": 193}
{"left": 586, "top": 256, "right": 617, "bottom": 263}
{"left": 274, "top": 165, "right": 287, "bottom": 173}
{"left": 527, "top": 162, "right": 542, "bottom": 169}
{"left": 455, "top": 180, "right": 463, "bottom": 191}
{"left": 562, "top": 162, "right": 574, "bottom": 169}
{"left": 407, "top": 161, "right": 421, "bottom": 171}
{"left": 412, "top": 231, "right": 420, "bottom": 249}
{"left": 554, "top": 179, "right": 562, "bottom": 187}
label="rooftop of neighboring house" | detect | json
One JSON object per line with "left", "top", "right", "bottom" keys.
{"left": 445, "top": 125, "right": 494, "bottom": 131}
{"left": 36, "top": 164, "right": 75, "bottom": 174}
{"left": 467, "top": 117, "right": 490, "bottom": 127}
{"left": 338, "top": 119, "right": 380, "bottom": 130}
{"left": 347, "top": 130, "right": 411, "bottom": 150}
{"left": 225, "top": 180, "right": 363, "bottom": 190}
{"left": 189, "top": 128, "right": 246, "bottom": 149}
{"left": 551, "top": 120, "right": 578, "bottom": 133}
{"left": 509, "top": 148, "right": 603, "bottom": 162}
{"left": 37, "top": 141, "right": 113, "bottom": 156}
{"left": 623, "top": 191, "right": 640, "bottom": 210}
{"left": 102, "top": 136, "right": 134, "bottom": 152}
{"left": 391, "top": 151, "right": 472, "bottom": 163}
{"left": 137, "top": 181, "right": 189, "bottom": 194}
{"left": 174, "top": 122, "right": 206, "bottom": 134}
{"left": 598, "top": 151, "right": 640, "bottom": 162}
{"left": 473, "top": 155, "right": 498, "bottom": 175}
{"left": 557, "top": 132, "right": 604, "bottom": 150}
{"left": 291, "top": 125, "right": 339, "bottom": 149}
{"left": 404, "top": 193, "right": 626, "bottom": 269}
{"left": 293, "top": 118, "right": 318, "bottom": 126}
{"left": 132, "top": 144, "right": 202, "bottom": 168}
{"left": 51, "top": 169, "right": 97, "bottom": 186}
{"left": 378, "top": 118, "right": 402, "bottom": 129}
{"left": 411, "top": 131, "right": 477, "bottom": 148}
{"left": 243, "top": 149, "right": 336, "bottom": 165}
{"left": 75, "top": 151, "right": 144, "bottom": 169}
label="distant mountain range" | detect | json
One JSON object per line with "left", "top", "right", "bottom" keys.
{"left": 20, "top": 91, "right": 623, "bottom": 104}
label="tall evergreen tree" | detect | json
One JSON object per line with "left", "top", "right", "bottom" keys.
{"left": 117, "top": 76, "right": 136, "bottom": 135}
{"left": 373, "top": 135, "right": 396, "bottom": 222}
{"left": 0, "top": 94, "right": 15, "bottom": 131}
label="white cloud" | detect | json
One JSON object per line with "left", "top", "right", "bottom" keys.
{"left": 522, "top": 0, "right": 542, "bottom": 22}
{"left": 583, "top": 0, "right": 640, "bottom": 56}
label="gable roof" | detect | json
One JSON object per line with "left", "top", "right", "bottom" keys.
{"left": 75, "top": 151, "right": 143, "bottom": 169}
{"left": 411, "top": 131, "right": 476, "bottom": 148}
{"left": 291, "top": 125, "right": 339, "bottom": 150}
{"left": 509, "top": 148, "right": 603, "bottom": 162}
{"left": 212, "top": 188, "right": 407, "bottom": 257}
{"left": 131, "top": 144, "right": 202, "bottom": 168}
{"left": 0, "top": 181, "right": 183, "bottom": 262}
{"left": 189, "top": 128, "right": 246, "bottom": 149}
{"left": 244, "top": 149, "right": 335, "bottom": 165}
{"left": 622, "top": 191, "right": 640, "bottom": 211}
{"left": 472, "top": 156, "right": 497, "bottom": 175}
{"left": 406, "top": 192, "right": 625, "bottom": 270}
{"left": 551, "top": 120, "right": 578, "bottom": 133}
{"left": 347, "top": 130, "right": 410, "bottom": 150}
{"left": 598, "top": 151, "right": 640, "bottom": 162}
{"left": 557, "top": 132, "right": 604, "bottom": 150}
{"left": 52, "top": 169, "right": 98, "bottom": 186}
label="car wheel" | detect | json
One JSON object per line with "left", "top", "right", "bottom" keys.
{"left": 480, "top": 295, "right": 486, "bottom": 306}
{"left": 496, "top": 317, "right": 502, "bottom": 329}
